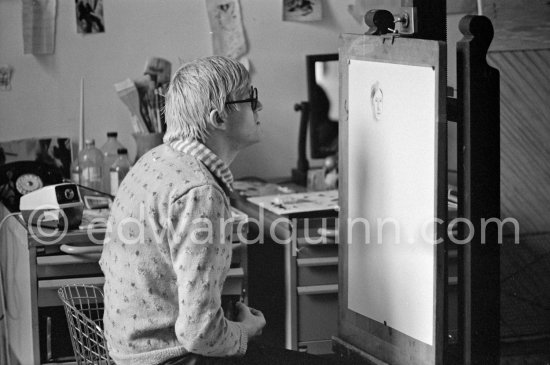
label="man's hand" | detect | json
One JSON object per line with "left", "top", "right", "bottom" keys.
{"left": 235, "top": 301, "right": 266, "bottom": 340}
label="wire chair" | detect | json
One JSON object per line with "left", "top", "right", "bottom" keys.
{"left": 58, "top": 284, "right": 114, "bottom": 365}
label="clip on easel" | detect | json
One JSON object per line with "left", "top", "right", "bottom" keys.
{"left": 364, "top": 6, "right": 416, "bottom": 37}
{"left": 334, "top": 1, "right": 500, "bottom": 364}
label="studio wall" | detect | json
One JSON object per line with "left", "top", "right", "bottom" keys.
{"left": 0, "top": 0, "right": 466, "bottom": 179}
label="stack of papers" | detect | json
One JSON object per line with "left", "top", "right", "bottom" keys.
{"left": 247, "top": 190, "right": 338, "bottom": 215}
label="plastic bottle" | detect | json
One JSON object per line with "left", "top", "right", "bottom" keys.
{"left": 110, "top": 148, "right": 131, "bottom": 195}
{"left": 78, "top": 139, "right": 104, "bottom": 191}
{"left": 100, "top": 132, "right": 125, "bottom": 192}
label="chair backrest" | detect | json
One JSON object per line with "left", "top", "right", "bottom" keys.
{"left": 58, "top": 284, "right": 114, "bottom": 365}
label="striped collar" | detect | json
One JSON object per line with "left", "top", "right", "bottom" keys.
{"left": 169, "top": 139, "right": 233, "bottom": 193}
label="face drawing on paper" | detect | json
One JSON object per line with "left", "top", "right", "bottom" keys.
{"left": 370, "top": 81, "right": 383, "bottom": 121}
{"left": 215, "top": 3, "right": 237, "bottom": 31}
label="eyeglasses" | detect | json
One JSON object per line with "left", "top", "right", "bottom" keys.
{"left": 225, "top": 86, "right": 258, "bottom": 111}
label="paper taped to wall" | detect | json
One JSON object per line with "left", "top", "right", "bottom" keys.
{"left": 22, "top": 0, "right": 57, "bottom": 55}
{"left": 206, "top": 0, "right": 247, "bottom": 59}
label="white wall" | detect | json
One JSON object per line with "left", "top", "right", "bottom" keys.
{"left": 0, "top": 0, "right": 466, "bottom": 179}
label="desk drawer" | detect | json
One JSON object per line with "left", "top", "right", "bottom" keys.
{"left": 37, "top": 255, "right": 102, "bottom": 279}
{"left": 296, "top": 243, "right": 338, "bottom": 259}
{"left": 223, "top": 268, "right": 245, "bottom": 296}
{"left": 297, "top": 257, "right": 338, "bottom": 286}
{"left": 295, "top": 218, "right": 337, "bottom": 244}
{"left": 37, "top": 276, "right": 105, "bottom": 307}
{"left": 297, "top": 285, "right": 338, "bottom": 342}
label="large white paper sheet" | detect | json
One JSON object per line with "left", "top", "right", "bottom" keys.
{"left": 347, "top": 59, "right": 437, "bottom": 345}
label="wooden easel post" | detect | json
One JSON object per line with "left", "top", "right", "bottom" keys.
{"left": 456, "top": 15, "right": 500, "bottom": 365}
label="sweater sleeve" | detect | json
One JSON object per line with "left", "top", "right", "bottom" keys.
{"left": 168, "top": 184, "right": 247, "bottom": 357}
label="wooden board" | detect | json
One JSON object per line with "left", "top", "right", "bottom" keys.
{"left": 483, "top": 0, "right": 550, "bottom": 51}
{"left": 337, "top": 33, "right": 447, "bottom": 365}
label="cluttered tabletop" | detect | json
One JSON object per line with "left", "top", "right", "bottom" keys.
{"left": 231, "top": 177, "right": 339, "bottom": 216}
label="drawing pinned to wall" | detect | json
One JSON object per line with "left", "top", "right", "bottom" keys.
{"left": 22, "top": 0, "right": 57, "bottom": 54}
{"left": 75, "top": 0, "right": 105, "bottom": 34}
{"left": 0, "top": 65, "right": 13, "bottom": 91}
{"left": 283, "top": 0, "right": 322, "bottom": 22}
{"left": 206, "top": 0, "right": 247, "bottom": 60}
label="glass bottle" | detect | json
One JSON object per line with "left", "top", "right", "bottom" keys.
{"left": 100, "top": 132, "right": 125, "bottom": 192}
{"left": 110, "top": 148, "right": 131, "bottom": 195}
{"left": 78, "top": 139, "right": 104, "bottom": 191}
{"left": 70, "top": 156, "right": 81, "bottom": 184}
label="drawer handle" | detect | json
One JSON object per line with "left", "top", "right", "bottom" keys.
{"left": 60, "top": 244, "right": 103, "bottom": 255}
{"left": 297, "top": 284, "right": 338, "bottom": 295}
{"left": 296, "top": 257, "right": 338, "bottom": 267}
{"left": 317, "top": 228, "right": 338, "bottom": 238}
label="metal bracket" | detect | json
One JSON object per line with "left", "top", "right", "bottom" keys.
{"left": 364, "top": 6, "right": 417, "bottom": 37}
{"left": 394, "top": 6, "right": 417, "bottom": 35}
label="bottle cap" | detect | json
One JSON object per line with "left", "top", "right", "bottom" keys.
{"left": 107, "top": 132, "right": 118, "bottom": 137}
{"left": 117, "top": 148, "right": 128, "bottom": 154}
{"left": 85, "top": 139, "right": 95, "bottom": 146}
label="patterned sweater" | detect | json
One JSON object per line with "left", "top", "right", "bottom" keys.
{"left": 99, "top": 140, "right": 247, "bottom": 365}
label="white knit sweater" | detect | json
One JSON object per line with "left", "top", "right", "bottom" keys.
{"left": 99, "top": 143, "right": 247, "bottom": 365}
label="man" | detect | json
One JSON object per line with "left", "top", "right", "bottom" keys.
{"left": 100, "top": 56, "right": 338, "bottom": 364}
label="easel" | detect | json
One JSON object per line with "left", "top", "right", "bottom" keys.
{"left": 333, "top": 2, "right": 500, "bottom": 365}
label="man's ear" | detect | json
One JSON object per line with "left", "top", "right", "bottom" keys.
{"left": 209, "top": 110, "right": 226, "bottom": 130}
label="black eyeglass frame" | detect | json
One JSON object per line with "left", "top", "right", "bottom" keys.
{"left": 225, "top": 87, "right": 258, "bottom": 111}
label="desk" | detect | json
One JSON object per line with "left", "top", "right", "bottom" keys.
{"left": 0, "top": 204, "right": 248, "bottom": 365}
{"left": 231, "top": 191, "right": 339, "bottom": 355}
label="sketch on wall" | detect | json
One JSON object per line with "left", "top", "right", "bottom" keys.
{"left": 283, "top": 0, "right": 322, "bottom": 22}
{"left": 346, "top": 59, "right": 437, "bottom": 345}
{"left": 206, "top": 0, "right": 247, "bottom": 60}
{"left": 75, "top": 0, "right": 105, "bottom": 34}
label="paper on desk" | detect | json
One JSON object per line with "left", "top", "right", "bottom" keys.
{"left": 233, "top": 181, "right": 292, "bottom": 197}
{"left": 22, "top": 0, "right": 57, "bottom": 55}
{"left": 206, "top": 0, "right": 247, "bottom": 59}
{"left": 247, "top": 190, "right": 338, "bottom": 215}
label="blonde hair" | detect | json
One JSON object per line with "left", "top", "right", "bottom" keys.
{"left": 164, "top": 56, "right": 250, "bottom": 143}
